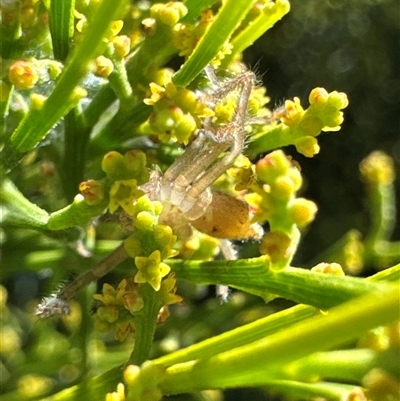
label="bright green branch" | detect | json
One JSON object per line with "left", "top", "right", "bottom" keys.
{"left": 158, "top": 285, "right": 399, "bottom": 393}
{"left": 169, "top": 257, "right": 390, "bottom": 309}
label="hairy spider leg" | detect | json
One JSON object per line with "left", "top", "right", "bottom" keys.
{"left": 162, "top": 70, "right": 255, "bottom": 220}
{"left": 161, "top": 131, "right": 227, "bottom": 208}
{"left": 35, "top": 244, "right": 128, "bottom": 317}
{"left": 185, "top": 71, "right": 255, "bottom": 200}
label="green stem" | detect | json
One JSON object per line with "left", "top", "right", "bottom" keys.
{"left": 169, "top": 257, "right": 390, "bottom": 309}
{"left": 287, "top": 349, "right": 378, "bottom": 382}
{"left": 106, "top": 53, "right": 133, "bottom": 104}
{"left": 155, "top": 304, "right": 315, "bottom": 367}
{"left": 62, "top": 107, "right": 86, "bottom": 202}
{"left": 49, "top": 0, "right": 74, "bottom": 61}
{"left": 127, "top": 283, "right": 162, "bottom": 366}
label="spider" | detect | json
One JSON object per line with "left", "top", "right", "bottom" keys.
{"left": 142, "top": 65, "right": 262, "bottom": 242}
{"left": 36, "top": 65, "right": 265, "bottom": 316}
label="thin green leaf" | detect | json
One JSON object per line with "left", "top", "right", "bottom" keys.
{"left": 49, "top": 0, "right": 75, "bottom": 61}
{"left": 173, "top": 0, "right": 257, "bottom": 87}
{"left": 36, "top": 266, "right": 400, "bottom": 400}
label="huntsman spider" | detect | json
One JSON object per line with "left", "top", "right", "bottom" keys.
{"left": 36, "top": 65, "right": 265, "bottom": 317}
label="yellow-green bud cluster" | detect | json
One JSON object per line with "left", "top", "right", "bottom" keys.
{"left": 248, "top": 150, "right": 317, "bottom": 228}
{"left": 242, "top": 150, "right": 317, "bottom": 268}
{"left": 93, "top": 277, "right": 143, "bottom": 341}
{"left": 143, "top": 71, "right": 213, "bottom": 144}
{"left": 172, "top": 9, "right": 231, "bottom": 66}
{"left": 124, "top": 195, "right": 178, "bottom": 291}
{"left": 100, "top": 150, "right": 150, "bottom": 214}
{"left": 277, "top": 88, "right": 348, "bottom": 157}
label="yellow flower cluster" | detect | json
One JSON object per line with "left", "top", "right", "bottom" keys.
{"left": 172, "top": 9, "right": 232, "bottom": 66}
{"left": 93, "top": 277, "right": 143, "bottom": 341}
{"left": 225, "top": 150, "right": 317, "bottom": 268}
{"left": 124, "top": 196, "right": 178, "bottom": 291}
{"left": 276, "top": 88, "right": 348, "bottom": 157}
{"left": 100, "top": 150, "right": 150, "bottom": 215}
{"left": 143, "top": 69, "right": 213, "bottom": 144}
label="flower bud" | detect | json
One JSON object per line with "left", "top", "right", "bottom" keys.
{"left": 308, "top": 87, "right": 329, "bottom": 108}
{"left": 134, "top": 211, "right": 156, "bottom": 230}
{"left": 94, "top": 56, "right": 114, "bottom": 78}
{"left": 102, "top": 151, "right": 125, "bottom": 177}
{"left": 30, "top": 93, "right": 47, "bottom": 110}
{"left": 112, "top": 35, "right": 131, "bottom": 58}
{"left": 79, "top": 179, "right": 104, "bottom": 205}
{"left": 9, "top": 60, "right": 39, "bottom": 89}
{"left": 289, "top": 198, "right": 318, "bottom": 227}
{"left": 259, "top": 230, "right": 292, "bottom": 263}
{"left": 270, "top": 175, "right": 295, "bottom": 201}
{"left": 295, "top": 136, "right": 320, "bottom": 158}
{"left": 360, "top": 151, "right": 395, "bottom": 185}
{"left": 256, "top": 150, "right": 290, "bottom": 183}
{"left": 311, "top": 262, "right": 344, "bottom": 275}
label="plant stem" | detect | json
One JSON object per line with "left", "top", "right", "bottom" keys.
{"left": 127, "top": 283, "right": 162, "bottom": 366}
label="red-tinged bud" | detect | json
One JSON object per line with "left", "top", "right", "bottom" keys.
{"left": 9, "top": 61, "right": 39, "bottom": 90}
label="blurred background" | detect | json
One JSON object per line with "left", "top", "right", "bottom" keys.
{"left": 1, "top": 0, "right": 399, "bottom": 400}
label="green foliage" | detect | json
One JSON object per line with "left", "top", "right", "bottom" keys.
{"left": 1, "top": 1, "right": 399, "bottom": 401}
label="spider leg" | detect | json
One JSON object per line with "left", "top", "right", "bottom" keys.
{"left": 161, "top": 131, "right": 227, "bottom": 206}
{"left": 186, "top": 70, "right": 255, "bottom": 201}
{"left": 160, "top": 68, "right": 255, "bottom": 220}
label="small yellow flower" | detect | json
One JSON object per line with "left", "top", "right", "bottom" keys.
{"left": 108, "top": 179, "right": 144, "bottom": 215}
{"left": 159, "top": 273, "right": 183, "bottom": 305}
{"left": 280, "top": 97, "right": 304, "bottom": 127}
{"left": 135, "top": 250, "right": 171, "bottom": 291}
